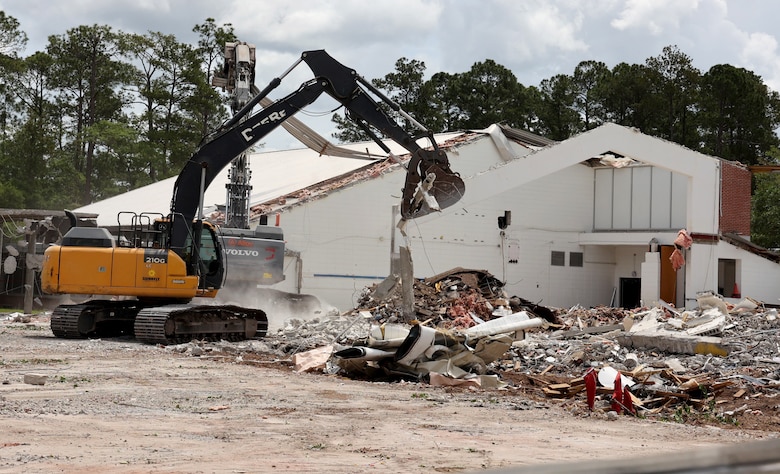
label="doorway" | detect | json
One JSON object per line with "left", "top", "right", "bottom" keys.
{"left": 659, "top": 245, "right": 679, "bottom": 306}
{"left": 620, "top": 277, "right": 641, "bottom": 309}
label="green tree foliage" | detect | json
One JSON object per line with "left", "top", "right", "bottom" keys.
{"left": 0, "top": 17, "right": 232, "bottom": 209}
{"left": 194, "top": 18, "right": 236, "bottom": 84}
{"left": 427, "top": 71, "right": 461, "bottom": 132}
{"left": 0, "top": 12, "right": 28, "bottom": 206}
{"left": 751, "top": 170, "right": 780, "bottom": 249}
{"left": 331, "top": 112, "right": 370, "bottom": 143}
{"left": 644, "top": 45, "right": 701, "bottom": 148}
{"left": 572, "top": 60, "right": 610, "bottom": 130}
{"left": 536, "top": 74, "right": 581, "bottom": 140}
{"left": 192, "top": 18, "right": 235, "bottom": 137}
{"left": 0, "top": 11, "right": 26, "bottom": 56}
{"left": 600, "top": 62, "right": 658, "bottom": 130}
{"left": 4, "top": 55, "right": 57, "bottom": 208}
{"left": 0, "top": 12, "right": 27, "bottom": 135}
{"left": 46, "top": 25, "right": 136, "bottom": 204}
{"left": 373, "top": 57, "right": 444, "bottom": 131}
{"left": 120, "top": 31, "right": 208, "bottom": 180}
{"left": 700, "top": 64, "right": 780, "bottom": 164}
{"left": 332, "top": 57, "right": 445, "bottom": 143}
{"left": 448, "top": 59, "right": 526, "bottom": 130}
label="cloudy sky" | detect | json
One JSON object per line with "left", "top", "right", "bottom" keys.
{"left": 2, "top": 0, "right": 780, "bottom": 150}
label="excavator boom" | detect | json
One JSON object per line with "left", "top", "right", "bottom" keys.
{"left": 171, "top": 49, "right": 464, "bottom": 254}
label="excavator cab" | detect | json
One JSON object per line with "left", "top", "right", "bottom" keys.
{"left": 181, "top": 221, "right": 224, "bottom": 291}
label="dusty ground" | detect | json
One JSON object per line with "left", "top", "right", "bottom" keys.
{"left": 1, "top": 315, "right": 778, "bottom": 474}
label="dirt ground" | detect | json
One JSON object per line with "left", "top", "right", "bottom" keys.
{"left": 1, "top": 315, "right": 778, "bottom": 474}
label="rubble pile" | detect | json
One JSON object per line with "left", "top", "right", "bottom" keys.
{"left": 354, "top": 266, "right": 558, "bottom": 327}
{"left": 251, "top": 268, "right": 780, "bottom": 424}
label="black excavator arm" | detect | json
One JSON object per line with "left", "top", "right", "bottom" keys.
{"left": 169, "top": 49, "right": 464, "bottom": 256}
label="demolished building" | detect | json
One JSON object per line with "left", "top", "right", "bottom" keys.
{"left": 73, "top": 122, "right": 779, "bottom": 313}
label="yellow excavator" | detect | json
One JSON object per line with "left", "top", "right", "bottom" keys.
{"left": 41, "top": 49, "right": 465, "bottom": 344}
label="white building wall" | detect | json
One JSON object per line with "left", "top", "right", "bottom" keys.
{"left": 271, "top": 147, "right": 712, "bottom": 311}
{"left": 714, "top": 242, "right": 780, "bottom": 304}
{"left": 271, "top": 171, "right": 401, "bottom": 307}
{"left": 403, "top": 161, "right": 605, "bottom": 309}
{"left": 685, "top": 242, "right": 719, "bottom": 304}
{"left": 279, "top": 158, "right": 627, "bottom": 311}
{"left": 272, "top": 142, "right": 608, "bottom": 310}
{"left": 640, "top": 251, "right": 661, "bottom": 305}
{"left": 270, "top": 136, "right": 540, "bottom": 309}
{"left": 261, "top": 125, "right": 780, "bottom": 312}
{"left": 594, "top": 166, "right": 688, "bottom": 231}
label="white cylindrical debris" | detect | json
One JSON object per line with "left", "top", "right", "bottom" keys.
{"left": 395, "top": 325, "right": 437, "bottom": 365}
{"left": 333, "top": 347, "right": 396, "bottom": 361}
{"left": 463, "top": 312, "right": 545, "bottom": 338}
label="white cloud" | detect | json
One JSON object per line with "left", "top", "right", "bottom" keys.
{"left": 218, "top": 0, "right": 444, "bottom": 96}
{"left": 611, "top": 0, "right": 702, "bottom": 35}
{"left": 740, "top": 32, "right": 780, "bottom": 91}
{"left": 4, "top": 0, "right": 780, "bottom": 142}
{"left": 225, "top": 0, "right": 441, "bottom": 50}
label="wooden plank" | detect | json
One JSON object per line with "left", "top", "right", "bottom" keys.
{"left": 651, "top": 390, "right": 690, "bottom": 400}
{"left": 710, "top": 381, "right": 735, "bottom": 391}
{"left": 648, "top": 399, "right": 674, "bottom": 414}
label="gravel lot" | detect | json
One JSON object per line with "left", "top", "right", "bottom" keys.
{"left": 1, "top": 314, "right": 777, "bottom": 473}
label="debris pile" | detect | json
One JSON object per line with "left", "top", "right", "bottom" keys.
{"left": 254, "top": 268, "right": 780, "bottom": 425}
{"left": 538, "top": 300, "right": 780, "bottom": 421}
{"left": 354, "top": 267, "right": 558, "bottom": 327}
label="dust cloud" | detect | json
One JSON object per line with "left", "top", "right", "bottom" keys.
{"left": 212, "top": 285, "right": 339, "bottom": 332}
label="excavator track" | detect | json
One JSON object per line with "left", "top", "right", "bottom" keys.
{"left": 50, "top": 301, "right": 137, "bottom": 339}
{"left": 51, "top": 301, "right": 267, "bottom": 345}
{"left": 50, "top": 304, "right": 87, "bottom": 338}
{"left": 134, "top": 304, "right": 268, "bottom": 345}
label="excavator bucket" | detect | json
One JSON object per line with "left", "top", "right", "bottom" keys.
{"left": 401, "top": 155, "right": 465, "bottom": 219}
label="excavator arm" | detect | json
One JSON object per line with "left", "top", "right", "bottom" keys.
{"left": 302, "top": 51, "right": 464, "bottom": 221}
{"left": 169, "top": 49, "right": 464, "bottom": 255}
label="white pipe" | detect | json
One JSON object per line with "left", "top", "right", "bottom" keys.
{"left": 463, "top": 312, "right": 546, "bottom": 338}
{"left": 334, "top": 347, "right": 395, "bottom": 361}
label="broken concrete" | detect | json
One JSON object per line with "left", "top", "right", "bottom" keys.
{"left": 153, "top": 267, "right": 780, "bottom": 427}
{"left": 23, "top": 374, "right": 48, "bottom": 386}
{"left": 617, "top": 331, "right": 731, "bottom": 356}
